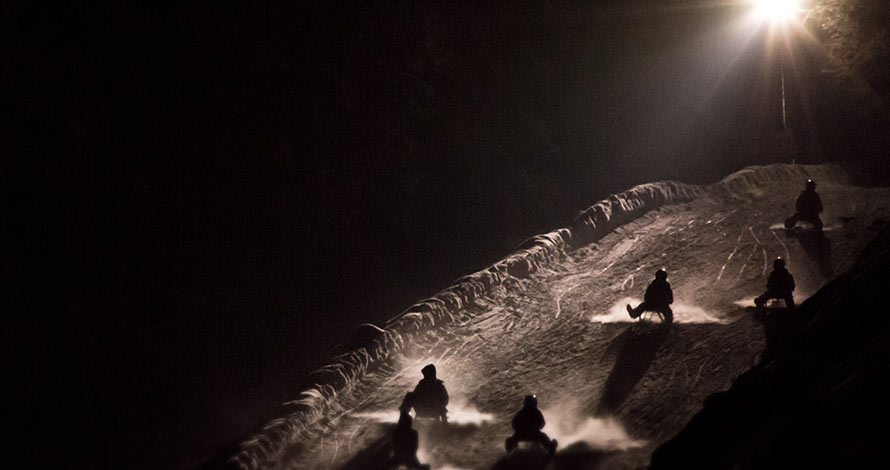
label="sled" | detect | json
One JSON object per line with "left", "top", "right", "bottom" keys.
{"left": 783, "top": 219, "right": 823, "bottom": 233}
{"left": 507, "top": 438, "right": 558, "bottom": 456}
{"left": 628, "top": 305, "right": 673, "bottom": 324}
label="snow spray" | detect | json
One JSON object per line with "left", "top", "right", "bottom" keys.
{"left": 541, "top": 406, "right": 645, "bottom": 451}
{"left": 591, "top": 297, "right": 726, "bottom": 324}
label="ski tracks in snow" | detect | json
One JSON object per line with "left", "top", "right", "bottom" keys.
{"left": 548, "top": 216, "right": 679, "bottom": 320}
{"left": 717, "top": 224, "right": 777, "bottom": 284}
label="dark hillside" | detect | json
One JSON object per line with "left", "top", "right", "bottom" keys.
{"left": 651, "top": 223, "right": 890, "bottom": 469}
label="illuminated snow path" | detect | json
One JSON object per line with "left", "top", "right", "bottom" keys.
{"left": 275, "top": 182, "right": 890, "bottom": 470}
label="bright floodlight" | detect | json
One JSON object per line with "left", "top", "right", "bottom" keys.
{"left": 753, "top": 0, "right": 800, "bottom": 22}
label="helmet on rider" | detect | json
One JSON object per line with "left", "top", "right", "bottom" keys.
{"left": 524, "top": 394, "right": 538, "bottom": 408}
{"left": 773, "top": 257, "right": 785, "bottom": 270}
{"left": 806, "top": 179, "right": 816, "bottom": 191}
{"left": 655, "top": 268, "right": 668, "bottom": 281}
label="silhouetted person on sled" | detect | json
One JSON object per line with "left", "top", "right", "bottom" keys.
{"left": 755, "top": 257, "right": 795, "bottom": 310}
{"left": 386, "top": 411, "right": 430, "bottom": 470}
{"left": 410, "top": 364, "right": 449, "bottom": 422}
{"left": 505, "top": 395, "right": 557, "bottom": 456}
{"left": 785, "top": 179, "right": 823, "bottom": 231}
{"left": 627, "top": 269, "right": 674, "bottom": 323}
{"left": 399, "top": 392, "right": 416, "bottom": 415}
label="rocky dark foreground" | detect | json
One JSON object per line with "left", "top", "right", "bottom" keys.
{"left": 651, "top": 224, "right": 890, "bottom": 469}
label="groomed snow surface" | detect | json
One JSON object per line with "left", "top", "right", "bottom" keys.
{"left": 222, "top": 164, "right": 890, "bottom": 470}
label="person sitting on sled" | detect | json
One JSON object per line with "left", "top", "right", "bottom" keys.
{"left": 755, "top": 257, "right": 796, "bottom": 310}
{"left": 505, "top": 394, "right": 557, "bottom": 456}
{"left": 785, "top": 179, "right": 824, "bottom": 231}
{"left": 386, "top": 411, "right": 430, "bottom": 470}
{"left": 627, "top": 268, "right": 674, "bottom": 323}
{"left": 411, "top": 364, "right": 449, "bottom": 422}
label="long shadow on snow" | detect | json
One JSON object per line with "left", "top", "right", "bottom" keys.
{"left": 336, "top": 433, "right": 391, "bottom": 470}
{"left": 784, "top": 229, "right": 833, "bottom": 278}
{"left": 595, "top": 322, "right": 671, "bottom": 416}
{"left": 491, "top": 442, "right": 614, "bottom": 470}
{"left": 338, "top": 422, "right": 482, "bottom": 470}
{"left": 746, "top": 305, "right": 794, "bottom": 357}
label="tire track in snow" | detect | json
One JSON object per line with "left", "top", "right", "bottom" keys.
{"left": 621, "top": 273, "right": 635, "bottom": 291}
{"left": 440, "top": 338, "right": 473, "bottom": 366}
{"left": 551, "top": 269, "right": 600, "bottom": 318}
{"left": 710, "top": 209, "right": 737, "bottom": 226}
{"left": 328, "top": 438, "right": 340, "bottom": 467}
{"left": 596, "top": 236, "right": 639, "bottom": 274}
{"left": 761, "top": 247, "right": 769, "bottom": 277}
{"left": 717, "top": 230, "right": 745, "bottom": 281}
{"left": 552, "top": 231, "right": 648, "bottom": 317}
{"left": 555, "top": 215, "right": 681, "bottom": 320}
{"left": 737, "top": 243, "right": 759, "bottom": 282}
{"left": 770, "top": 228, "right": 791, "bottom": 267}
{"left": 737, "top": 226, "right": 764, "bottom": 282}
{"left": 345, "top": 427, "right": 360, "bottom": 455}
{"left": 748, "top": 225, "right": 762, "bottom": 245}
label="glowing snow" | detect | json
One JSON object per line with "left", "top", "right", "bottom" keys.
{"left": 353, "top": 405, "right": 494, "bottom": 426}
{"left": 447, "top": 406, "right": 495, "bottom": 425}
{"left": 734, "top": 294, "right": 809, "bottom": 309}
{"left": 351, "top": 410, "right": 401, "bottom": 423}
{"left": 768, "top": 222, "right": 838, "bottom": 231}
{"left": 541, "top": 407, "right": 645, "bottom": 451}
{"left": 733, "top": 297, "right": 759, "bottom": 308}
{"left": 590, "top": 297, "right": 727, "bottom": 324}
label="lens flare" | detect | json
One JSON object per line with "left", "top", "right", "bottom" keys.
{"left": 752, "top": 0, "right": 800, "bottom": 23}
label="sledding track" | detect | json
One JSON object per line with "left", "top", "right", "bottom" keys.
{"left": 225, "top": 165, "right": 890, "bottom": 470}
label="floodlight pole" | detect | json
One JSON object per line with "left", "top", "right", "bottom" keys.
{"left": 780, "top": 59, "right": 787, "bottom": 132}
{"left": 780, "top": 53, "right": 793, "bottom": 163}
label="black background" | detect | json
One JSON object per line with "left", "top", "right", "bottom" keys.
{"left": 5, "top": 2, "right": 886, "bottom": 468}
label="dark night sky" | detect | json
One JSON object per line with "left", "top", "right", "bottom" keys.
{"left": 6, "top": 1, "right": 886, "bottom": 468}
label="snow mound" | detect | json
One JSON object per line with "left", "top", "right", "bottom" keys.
{"left": 224, "top": 164, "right": 850, "bottom": 470}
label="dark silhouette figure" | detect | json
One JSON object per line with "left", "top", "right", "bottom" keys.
{"left": 752, "top": 302, "right": 794, "bottom": 358}
{"left": 785, "top": 179, "right": 824, "bottom": 231}
{"left": 411, "top": 364, "right": 449, "bottom": 422}
{"left": 755, "top": 257, "right": 795, "bottom": 310}
{"left": 596, "top": 322, "right": 671, "bottom": 415}
{"left": 505, "top": 395, "right": 557, "bottom": 456}
{"left": 385, "top": 412, "right": 430, "bottom": 470}
{"left": 627, "top": 269, "right": 674, "bottom": 323}
{"left": 399, "top": 392, "right": 415, "bottom": 415}
{"left": 787, "top": 228, "right": 834, "bottom": 278}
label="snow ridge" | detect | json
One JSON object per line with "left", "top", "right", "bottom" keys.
{"left": 224, "top": 164, "right": 848, "bottom": 470}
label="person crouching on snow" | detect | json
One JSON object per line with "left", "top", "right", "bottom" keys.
{"left": 785, "top": 179, "right": 824, "bottom": 231}
{"left": 411, "top": 364, "right": 449, "bottom": 423}
{"left": 505, "top": 394, "right": 557, "bottom": 456}
{"left": 627, "top": 268, "right": 674, "bottom": 323}
{"left": 386, "top": 411, "right": 430, "bottom": 470}
{"left": 755, "top": 257, "right": 795, "bottom": 310}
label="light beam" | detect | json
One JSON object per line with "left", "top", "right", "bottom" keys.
{"left": 752, "top": 0, "right": 801, "bottom": 23}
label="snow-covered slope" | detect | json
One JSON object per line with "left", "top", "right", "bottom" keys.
{"left": 215, "top": 164, "right": 890, "bottom": 470}
{"left": 650, "top": 223, "right": 890, "bottom": 469}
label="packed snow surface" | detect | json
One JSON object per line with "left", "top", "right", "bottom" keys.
{"left": 224, "top": 164, "right": 890, "bottom": 470}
